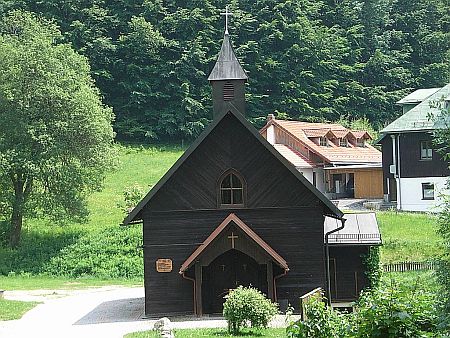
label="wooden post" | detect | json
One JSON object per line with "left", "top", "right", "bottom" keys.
{"left": 195, "top": 264, "right": 203, "bottom": 316}
{"left": 266, "top": 262, "right": 274, "bottom": 300}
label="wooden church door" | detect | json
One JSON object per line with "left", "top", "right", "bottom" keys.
{"left": 202, "top": 249, "right": 267, "bottom": 314}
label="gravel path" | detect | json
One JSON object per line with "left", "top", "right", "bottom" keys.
{"left": 0, "top": 286, "right": 294, "bottom": 337}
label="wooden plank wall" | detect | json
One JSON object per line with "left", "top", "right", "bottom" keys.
{"left": 329, "top": 246, "right": 369, "bottom": 301}
{"left": 142, "top": 113, "right": 329, "bottom": 316}
{"left": 354, "top": 170, "right": 383, "bottom": 198}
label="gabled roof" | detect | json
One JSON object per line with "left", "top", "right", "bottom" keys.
{"left": 179, "top": 213, "right": 289, "bottom": 273}
{"left": 396, "top": 88, "right": 441, "bottom": 105}
{"left": 122, "top": 105, "right": 343, "bottom": 226}
{"left": 324, "top": 212, "right": 381, "bottom": 246}
{"left": 208, "top": 32, "right": 248, "bottom": 81}
{"left": 350, "top": 131, "right": 372, "bottom": 140}
{"left": 261, "top": 119, "right": 381, "bottom": 165}
{"left": 382, "top": 84, "right": 450, "bottom": 134}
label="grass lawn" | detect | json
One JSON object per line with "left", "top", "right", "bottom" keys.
{"left": 0, "top": 144, "right": 184, "bottom": 280}
{"left": 0, "top": 298, "right": 39, "bottom": 321}
{"left": 125, "top": 328, "right": 286, "bottom": 338}
{"left": 376, "top": 211, "right": 441, "bottom": 263}
{"left": 0, "top": 275, "right": 142, "bottom": 291}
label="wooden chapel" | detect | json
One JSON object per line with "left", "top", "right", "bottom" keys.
{"left": 122, "top": 19, "right": 378, "bottom": 316}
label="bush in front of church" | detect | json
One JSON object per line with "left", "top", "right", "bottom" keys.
{"left": 223, "top": 285, "right": 279, "bottom": 334}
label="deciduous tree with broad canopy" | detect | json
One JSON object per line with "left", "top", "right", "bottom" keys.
{"left": 0, "top": 10, "right": 116, "bottom": 248}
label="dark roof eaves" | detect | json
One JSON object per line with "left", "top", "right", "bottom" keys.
{"left": 121, "top": 110, "right": 229, "bottom": 226}
{"left": 122, "top": 106, "right": 343, "bottom": 225}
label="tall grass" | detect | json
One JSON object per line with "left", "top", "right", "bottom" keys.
{"left": 377, "top": 211, "right": 441, "bottom": 263}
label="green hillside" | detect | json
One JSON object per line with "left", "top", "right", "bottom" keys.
{"left": 0, "top": 144, "right": 442, "bottom": 279}
{"left": 0, "top": 144, "right": 183, "bottom": 278}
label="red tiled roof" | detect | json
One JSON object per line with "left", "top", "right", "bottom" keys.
{"left": 262, "top": 119, "right": 381, "bottom": 164}
{"left": 351, "top": 131, "right": 372, "bottom": 140}
{"left": 272, "top": 144, "right": 315, "bottom": 168}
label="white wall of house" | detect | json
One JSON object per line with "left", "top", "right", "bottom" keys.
{"left": 297, "top": 167, "right": 326, "bottom": 193}
{"left": 398, "top": 176, "right": 449, "bottom": 212}
{"left": 267, "top": 125, "right": 275, "bottom": 144}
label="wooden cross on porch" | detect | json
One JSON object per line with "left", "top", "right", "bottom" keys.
{"left": 221, "top": 5, "right": 233, "bottom": 34}
{"left": 228, "top": 231, "right": 238, "bottom": 248}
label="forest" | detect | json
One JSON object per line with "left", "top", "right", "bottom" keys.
{"left": 1, "top": 0, "right": 449, "bottom": 141}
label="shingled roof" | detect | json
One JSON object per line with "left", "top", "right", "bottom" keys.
{"left": 208, "top": 32, "right": 248, "bottom": 81}
{"left": 382, "top": 84, "right": 450, "bottom": 134}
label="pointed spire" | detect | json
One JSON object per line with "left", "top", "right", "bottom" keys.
{"left": 208, "top": 33, "right": 248, "bottom": 81}
{"left": 208, "top": 6, "right": 247, "bottom": 82}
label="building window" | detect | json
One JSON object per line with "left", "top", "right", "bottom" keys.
{"left": 223, "top": 82, "right": 234, "bottom": 101}
{"left": 219, "top": 171, "right": 244, "bottom": 207}
{"left": 356, "top": 138, "right": 366, "bottom": 147}
{"left": 339, "top": 138, "right": 348, "bottom": 147}
{"left": 319, "top": 137, "right": 328, "bottom": 146}
{"left": 422, "top": 183, "right": 434, "bottom": 200}
{"left": 420, "top": 140, "right": 433, "bottom": 160}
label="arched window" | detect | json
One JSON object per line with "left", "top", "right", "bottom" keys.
{"left": 219, "top": 170, "right": 245, "bottom": 207}
{"left": 223, "top": 82, "right": 234, "bottom": 101}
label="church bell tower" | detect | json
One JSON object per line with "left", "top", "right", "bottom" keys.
{"left": 208, "top": 6, "right": 248, "bottom": 118}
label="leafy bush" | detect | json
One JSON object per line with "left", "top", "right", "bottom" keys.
{"left": 223, "top": 286, "right": 278, "bottom": 334}
{"left": 355, "top": 279, "right": 438, "bottom": 337}
{"left": 286, "top": 293, "right": 352, "bottom": 338}
{"left": 117, "top": 183, "right": 146, "bottom": 215}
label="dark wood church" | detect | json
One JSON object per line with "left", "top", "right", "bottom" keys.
{"left": 122, "top": 25, "right": 381, "bottom": 316}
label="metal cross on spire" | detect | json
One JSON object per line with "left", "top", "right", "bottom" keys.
{"left": 221, "top": 5, "right": 233, "bottom": 34}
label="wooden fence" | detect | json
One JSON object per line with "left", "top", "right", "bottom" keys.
{"left": 383, "top": 261, "right": 436, "bottom": 273}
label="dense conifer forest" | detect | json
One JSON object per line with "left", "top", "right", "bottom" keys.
{"left": 1, "top": 0, "right": 449, "bottom": 141}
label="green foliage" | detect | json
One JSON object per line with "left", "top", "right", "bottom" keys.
{"left": 117, "top": 183, "right": 146, "bottom": 215}
{"left": 223, "top": 286, "right": 278, "bottom": 334}
{"left": 0, "top": 10, "right": 116, "bottom": 247}
{"left": 43, "top": 225, "right": 142, "bottom": 278}
{"left": 1, "top": 0, "right": 448, "bottom": 140}
{"left": 436, "top": 195, "right": 450, "bottom": 330}
{"left": 286, "top": 294, "right": 351, "bottom": 338}
{"left": 355, "top": 280, "right": 439, "bottom": 337}
{"left": 0, "top": 144, "right": 182, "bottom": 278}
{"left": 287, "top": 278, "right": 439, "bottom": 338}
{"left": 363, "top": 246, "right": 382, "bottom": 289}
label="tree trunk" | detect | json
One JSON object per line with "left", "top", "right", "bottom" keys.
{"left": 9, "top": 196, "right": 23, "bottom": 249}
{"left": 9, "top": 175, "right": 31, "bottom": 249}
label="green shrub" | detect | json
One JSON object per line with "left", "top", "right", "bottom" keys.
{"left": 286, "top": 294, "right": 352, "bottom": 338}
{"left": 223, "top": 285, "right": 278, "bottom": 334}
{"left": 355, "top": 279, "right": 438, "bottom": 337}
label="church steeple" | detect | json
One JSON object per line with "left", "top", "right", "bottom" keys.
{"left": 208, "top": 6, "right": 248, "bottom": 118}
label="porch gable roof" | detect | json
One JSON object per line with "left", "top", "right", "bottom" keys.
{"left": 179, "top": 213, "right": 289, "bottom": 274}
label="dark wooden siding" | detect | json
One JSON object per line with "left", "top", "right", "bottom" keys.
{"left": 398, "top": 132, "right": 449, "bottom": 178}
{"left": 145, "top": 113, "right": 323, "bottom": 212}
{"left": 143, "top": 207, "right": 326, "bottom": 315}
{"left": 329, "top": 246, "right": 369, "bottom": 301}
{"left": 381, "top": 132, "right": 449, "bottom": 194}
{"left": 141, "top": 113, "right": 337, "bottom": 316}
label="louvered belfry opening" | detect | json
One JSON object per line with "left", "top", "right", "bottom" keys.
{"left": 223, "top": 82, "right": 234, "bottom": 101}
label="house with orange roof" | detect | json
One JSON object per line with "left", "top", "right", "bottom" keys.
{"left": 260, "top": 115, "right": 383, "bottom": 199}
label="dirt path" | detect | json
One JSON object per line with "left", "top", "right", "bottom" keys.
{"left": 1, "top": 286, "right": 294, "bottom": 337}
